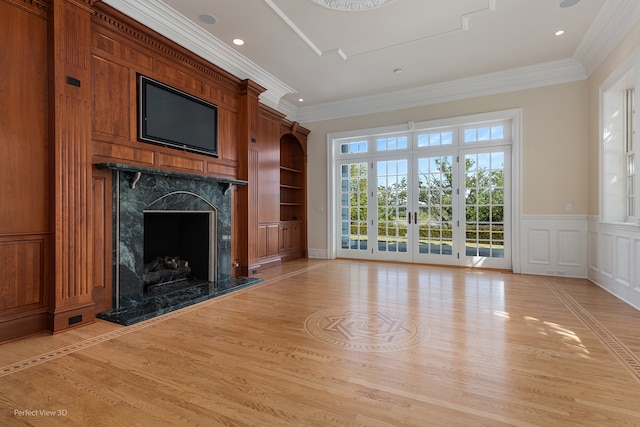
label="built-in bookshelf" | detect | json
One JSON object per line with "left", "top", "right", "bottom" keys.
{"left": 280, "top": 135, "right": 305, "bottom": 221}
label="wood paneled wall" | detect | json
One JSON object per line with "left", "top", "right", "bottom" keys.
{"left": 258, "top": 108, "right": 284, "bottom": 225}
{"left": 0, "top": 0, "right": 50, "bottom": 342}
{"left": 90, "top": 3, "right": 242, "bottom": 178}
{"left": 0, "top": 0, "right": 309, "bottom": 342}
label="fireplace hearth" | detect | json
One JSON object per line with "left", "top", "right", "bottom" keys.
{"left": 95, "top": 163, "right": 261, "bottom": 325}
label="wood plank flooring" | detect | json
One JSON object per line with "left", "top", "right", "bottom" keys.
{"left": 2, "top": 259, "right": 640, "bottom": 426}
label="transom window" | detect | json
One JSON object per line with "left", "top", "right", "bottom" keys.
{"left": 336, "top": 120, "right": 509, "bottom": 157}
{"left": 463, "top": 125, "right": 505, "bottom": 143}
{"left": 377, "top": 135, "right": 408, "bottom": 151}
{"left": 417, "top": 130, "right": 453, "bottom": 147}
{"left": 340, "top": 140, "right": 368, "bottom": 154}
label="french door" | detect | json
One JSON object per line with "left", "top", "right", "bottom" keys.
{"left": 337, "top": 146, "right": 511, "bottom": 269}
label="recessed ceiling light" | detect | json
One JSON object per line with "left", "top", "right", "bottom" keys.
{"left": 555, "top": 30, "right": 565, "bottom": 36}
{"left": 198, "top": 14, "right": 216, "bottom": 25}
{"left": 559, "top": 0, "right": 580, "bottom": 7}
{"left": 298, "top": 98, "right": 304, "bottom": 102}
{"left": 233, "top": 39, "right": 244, "bottom": 46}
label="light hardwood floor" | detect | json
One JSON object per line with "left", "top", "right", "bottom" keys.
{"left": 2, "top": 259, "right": 640, "bottom": 426}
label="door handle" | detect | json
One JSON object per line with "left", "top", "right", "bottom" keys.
{"left": 408, "top": 212, "right": 418, "bottom": 225}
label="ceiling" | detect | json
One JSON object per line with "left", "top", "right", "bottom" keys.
{"left": 103, "top": 0, "right": 640, "bottom": 123}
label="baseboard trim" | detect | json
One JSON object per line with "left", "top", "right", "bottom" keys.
{"left": 307, "top": 249, "right": 329, "bottom": 259}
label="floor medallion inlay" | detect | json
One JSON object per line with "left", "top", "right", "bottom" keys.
{"left": 305, "top": 306, "right": 428, "bottom": 352}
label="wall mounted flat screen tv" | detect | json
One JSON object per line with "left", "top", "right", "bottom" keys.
{"left": 138, "top": 74, "right": 218, "bottom": 157}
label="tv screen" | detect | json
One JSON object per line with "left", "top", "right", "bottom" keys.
{"left": 138, "top": 75, "right": 218, "bottom": 157}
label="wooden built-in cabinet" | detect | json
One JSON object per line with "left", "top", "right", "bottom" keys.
{"left": 258, "top": 223, "right": 280, "bottom": 257}
{"left": 279, "top": 221, "right": 303, "bottom": 261}
{"left": 0, "top": 0, "right": 309, "bottom": 342}
{"left": 255, "top": 107, "right": 308, "bottom": 272}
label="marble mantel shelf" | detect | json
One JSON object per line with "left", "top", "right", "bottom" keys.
{"left": 95, "top": 162, "right": 248, "bottom": 188}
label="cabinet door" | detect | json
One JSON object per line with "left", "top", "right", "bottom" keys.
{"left": 279, "top": 223, "right": 287, "bottom": 252}
{"left": 290, "top": 222, "right": 301, "bottom": 249}
{"left": 278, "top": 221, "right": 302, "bottom": 252}
{"left": 266, "top": 224, "right": 279, "bottom": 256}
{"left": 259, "top": 223, "right": 280, "bottom": 257}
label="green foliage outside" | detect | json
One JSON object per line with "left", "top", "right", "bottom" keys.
{"left": 343, "top": 156, "right": 505, "bottom": 248}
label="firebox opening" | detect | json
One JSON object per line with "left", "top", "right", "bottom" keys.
{"left": 143, "top": 211, "right": 214, "bottom": 295}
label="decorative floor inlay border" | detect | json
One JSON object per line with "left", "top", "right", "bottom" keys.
{"left": 0, "top": 316, "right": 164, "bottom": 378}
{"left": 546, "top": 281, "right": 640, "bottom": 384}
{"left": 305, "top": 306, "right": 429, "bottom": 352}
{"left": 0, "top": 262, "right": 328, "bottom": 378}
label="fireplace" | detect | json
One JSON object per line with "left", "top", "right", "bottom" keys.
{"left": 96, "top": 163, "right": 261, "bottom": 325}
{"left": 143, "top": 210, "right": 215, "bottom": 296}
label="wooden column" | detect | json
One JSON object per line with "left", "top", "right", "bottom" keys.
{"left": 48, "top": 0, "right": 96, "bottom": 331}
{"left": 236, "top": 80, "right": 265, "bottom": 276}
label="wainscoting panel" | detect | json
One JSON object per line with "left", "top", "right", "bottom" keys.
{"left": 588, "top": 216, "right": 640, "bottom": 310}
{"left": 636, "top": 239, "right": 640, "bottom": 293}
{"left": 615, "top": 236, "right": 632, "bottom": 288}
{"left": 588, "top": 229, "right": 599, "bottom": 271}
{"left": 520, "top": 215, "right": 588, "bottom": 278}
{"left": 601, "top": 232, "right": 615, "bottom": 279}
{"left": 528, "top": 229, "right": 551, "bottom": 265}
{"left": 0, "top": 237, "right": 45, "bottom": 311}
{"left": 557, "top": 229, "right": 582, "bottom": 267}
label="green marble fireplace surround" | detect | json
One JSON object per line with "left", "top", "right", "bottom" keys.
{"left": 95, "top": 163, "right": 261, "bottom": 325}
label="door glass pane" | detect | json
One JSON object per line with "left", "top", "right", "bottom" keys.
{"left": 464, "top": 152, "right": 505, "bottom": 258}
{"left": 377, "top": 159, "right": 408, "bottom": 253}
{"left": 340, "top": 163, "right": 368, "bottom": 250}
{"left": 417, "top": 156, "right": 454, "bottom": 256}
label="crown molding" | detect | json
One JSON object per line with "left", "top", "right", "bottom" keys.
{"left": 102, "top": 0, "right": 640, "bottom": 124}
{"left": 101, "top": 0, "right": 296, "bottom": 109}
{"left": 277, "top": 99, "right": 300, "bottom": 121}
{"left": 291, "top": 1, "right": 640, "bottom": 123}
{"left": 574, "top": 0, "right": 640, "bottom": 75}
{"left": 292, "top": 59, "right": 587, "bottom": 123}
